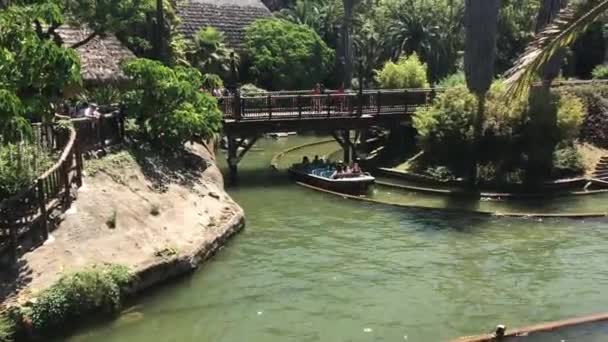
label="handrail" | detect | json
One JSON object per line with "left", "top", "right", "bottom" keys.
{"left": 0, "top": 115, "right": 83, "bottom": 265}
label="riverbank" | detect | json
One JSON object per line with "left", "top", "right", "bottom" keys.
{"left": 0, "top": 142, "right": 244, "bottom": 335}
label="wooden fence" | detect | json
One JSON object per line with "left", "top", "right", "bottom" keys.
{"left": 0, "top": 121, "right": 83, "bottom": 265}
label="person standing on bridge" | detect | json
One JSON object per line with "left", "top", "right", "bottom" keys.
{"left": 313, "top": 83, "right": 321, "bottom": 112}
{"left": 337, "top": 83, "right": 345, "bottom": 113}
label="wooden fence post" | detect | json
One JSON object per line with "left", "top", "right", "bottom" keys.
{"left": 297, "top": 95, "right": 302, "bottom": 119}
{"left": 75, "top": 139, "right": 83, "bottom": 187}
{"left": 267, "top": 94, "right": 273, "bottom": 120}
{"left": 37, "top": 179, "right": 48, "bottom": 240}
{"left": 327, "top": 94, "right": 331, "bottom": 118}
{"left": 235, "top": 92, "right": 242, "bottom": 120}
{"left": 377, "top": 91, "right": 382, "bottom": 116}
{"left": 63, "top": 162, "right": 71, "bottom": 209}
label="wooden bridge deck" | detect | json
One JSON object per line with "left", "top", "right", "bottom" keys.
{"left": 221, "top": 89, "right": 438, "bottom": 134}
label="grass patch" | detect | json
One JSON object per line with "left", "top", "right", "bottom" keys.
{"left": 85, "top": 151, "right": 135, "bottom": 179}
{"left": 23, "top": 264, "right": 134, "bottom": 334}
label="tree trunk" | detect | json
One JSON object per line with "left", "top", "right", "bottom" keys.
{"left": 525, "top": 0, "right": 569, "bottom": 188}
{"left": 341, "top": 0, "right": 355, "bottom": 88}
{"left": 464, "top": 0, "right": 500, "bottom": 186}
{"left": 155, "top": 0, "right": 166, "bottom": 63}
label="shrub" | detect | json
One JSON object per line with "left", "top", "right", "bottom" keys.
{"left": 240, "top": 83, "right": 268, "bottom": 96}
{"left": 591, "top": 64, "right": 608, "bottom": 79}
{"left": 557, "top": 92, "right": 585, "bottom": 141}
{"left": 201, "top": 74, "right": 223, "bottom": 92}
{"left": 0, "top": 143, "right": 53, "bottom": 199}
{"left": 0, "top": 314, "right": 14, "bottom": 342}
{"left": 437, "top": 71, "right": 465, "bottom": 88}
{"left": 122, "top": 58, "right": 222, "bottom": 150}
{"left": 27, "top": 265, "right": 133, "bottom": 333}
{"left": 552, "top": 144, "right": 584, "bottom": 178}
{"left": 244, "top": 18, "right": 335, "bottom": 90}
{"left": 424, "top": 166, "right": 455, "bottom": 181}
{"left": 413, "top": 85, "right": 477, "bottom": 169}
{"left": 375, "top": 53, "right": 430, "bottom": 89}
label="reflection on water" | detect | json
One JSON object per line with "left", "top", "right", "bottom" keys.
{"left": 65, "top": 136, "right": 608, "bottom": 342}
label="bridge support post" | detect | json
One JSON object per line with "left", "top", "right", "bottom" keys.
{"left": 226, "top": 134, "right": 259, "bottom": 183}
{"left": 332, "top": 130, "right": 355, "bottom": 164}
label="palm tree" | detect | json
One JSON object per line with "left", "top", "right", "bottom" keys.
{"left": 463, "top": 0, "right": 501, "bottom": 184}
{"left": 190, "top": 27, "right": 236, "bottom": 78}
{"left": 505, "top": 1, "right": 608, "bottom": 95}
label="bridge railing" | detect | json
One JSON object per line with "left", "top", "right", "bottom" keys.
{"left": 221, "top": 88, "right": 440, "bottom": 121}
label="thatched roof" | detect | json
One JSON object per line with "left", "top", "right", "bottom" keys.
{"left": 177, "top": 0, "right": 271, "bottom": 50}
{"left": 57, "top": 27, "right": 136, "bottom": 84}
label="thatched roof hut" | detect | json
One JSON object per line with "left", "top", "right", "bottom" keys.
{"left": 177, "top": 0, "right": 271, "bottom": 50}
{"left": 57, "top": 27, "right": 136, "bottom": 85}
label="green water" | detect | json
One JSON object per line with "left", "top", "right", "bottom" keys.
{"left": 66, "top": 136, "right": 608, "bottom": 342}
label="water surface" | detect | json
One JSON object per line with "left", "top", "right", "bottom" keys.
{"left": 66, "top": 136, "right": 608, "bottom": 342}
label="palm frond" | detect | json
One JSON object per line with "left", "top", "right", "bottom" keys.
{"left": 505, "top": 0, "right": 608, "bottom": 97}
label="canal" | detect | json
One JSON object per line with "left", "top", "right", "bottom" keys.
{"left": 67, "top": 136, "right": 608, "bottom": 341}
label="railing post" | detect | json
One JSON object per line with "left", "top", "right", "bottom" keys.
{"left": 63, "top": 162, "right": 71, "bottom": 209}
{"left": 267, "top": 94, "right": 273, "bottom": 120}
{"left": 297, "top": 95, "right": 302, "bottom": 119}
{"left": 98, "top": 115, "right": 105, "bottom": 147}
{"left": 377, "top": 91, "right": 382, "bottom": 116}
{"left": 358, "top": 89, "right": 363, "bottom": 117}
{"left": 404, "top": 89, "right": 409, "bottom": 114}
{"left": 75, "top": 138, "right": 83, "bottom": 187}
{"left": 327, "top": 94, "right": 331, "bottom": 118}
{"left": 235, "top": 91, "right": 242, "bottom": 120}
{"left": 37, "top": 179, "right": 48, "bottom": 240}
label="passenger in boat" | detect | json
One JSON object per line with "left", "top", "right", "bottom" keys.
{"left": 302, "top": 156, "right": 310, "bottom": 165}
{"left": 313, "top": 155, "right": 322, "bottom": 166}
{"left": 352, "top": 162, "right": 362, "bottom": 175}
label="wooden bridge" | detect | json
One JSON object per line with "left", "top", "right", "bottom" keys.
{"left": 220, "top": 88, "right": 439, "bottom": 178}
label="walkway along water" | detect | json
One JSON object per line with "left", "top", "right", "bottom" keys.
{"left": 64, "top": 136, "right": 608, "bottom": 342}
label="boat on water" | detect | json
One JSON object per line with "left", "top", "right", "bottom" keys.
{"left": 268, "top": 132, "right": 297, "bottom": 138}
{"left": 288, "top": 163, "right": 375, "bottom": 194}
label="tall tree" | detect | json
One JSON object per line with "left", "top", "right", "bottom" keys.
{"left": 341, "top": 0, "right": 358, "bottom": 88}
{"left": 463, "top": 0, "right": 501, "bottom": 184}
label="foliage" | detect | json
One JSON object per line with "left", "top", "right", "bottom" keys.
{"left": 552, "top": 143, "right": 585, "bottom": 178}
{"left": 0, "top": 313, "right": 14, "bottom": 342}
{"left": 189, "top": 27, "right": 236, "bottom": 78}
{"left": 201, "top": 74, "right": 224, "bottom": 91}
{"left": 495, "top": 0, "right": 540, "bottom": 74}
{"left": 0, "top": 90, "right": 31, "bottom": 143}
{"left": 0, "top": 4, "right": 81, "bottom": 122}
{"left": 413, "top": 85, "right": 477, "bottom": 169}
{"left": 375, "top": 53, "right": 429, "bottom": 89}
{"left": 0, "top": 142, "right": 53, "bottom": 199}
{"left": 244, "top": 18, "right": 335, "bottom": 90}
{"left": 424, "top": 166, "right": 455, "bottom": 181}
{"left": 77, "top": 87, "right": 122, "bottom": 106}
{"left": 277, "top": 0, "right": 342, "bottom": 48}
{"left": 240, "top": 83, "right": 268, "bottom": 96}
{"left": 378, "top": 0, "right": 464, "bottom": 82}
{"left": 505, "top": 1, "right": 608, "bottom": 97}
{"left": 591, "top": 64, "right": 608, "bottom": 79}
{"left": 27, "top": 265, "right": 133, "bottom": 333}
{"left": 438, "top": 72, "right": 466, "bottom": 88}
{"left": 122, "top": 59, "right": 222, "bottom": 150}
{"left": 557, "top": 91, "right": 586, "bottom": 141}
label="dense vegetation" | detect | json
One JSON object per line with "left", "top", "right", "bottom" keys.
{"left": 244, "top": 18, "right": 335, "bottom": 90}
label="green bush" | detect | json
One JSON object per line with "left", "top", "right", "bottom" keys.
{"left": 27, "top": 265, "right": 133, "bottom": 333}
{"left": 437, "top": 71, "right": 465, "bottom": 88}
{"left": 375, "top": 53, "right": 430, "bottom": 89}
{"left": 240, "top": 83, "right": 268, "bottom": 96}
{"left": 591, "top": 64, "right": 608, "bottom": 79}
{"left": 244, "top": 18, "right": 335, "bottom": 90}
{"left": 0, "top": 313, "right": 14, "bottom": 342}
{"left": 0, "top": 143, "right": 53, "bottom": 199}
{"left": 424, "top": 166, "right": 455, "bottom": 181}
{"left": 552, "top": 144, "right": 584, "bottom": 178}
{"left": 122, "top": 58, "right": 222, "bottom": 150}
{"left": 557, "top": 92, "right": 585, "bottom": 141}
{"left": 201, "top": 74, "right": 223, "bottom": 91}
{"left": 413, "top": 85, "right": 477, "bottom": 169}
